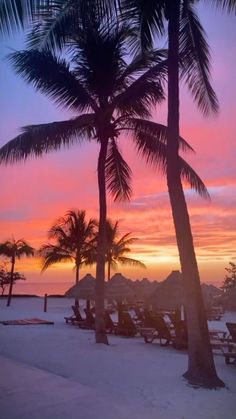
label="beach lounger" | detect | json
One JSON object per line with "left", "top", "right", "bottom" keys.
{"left": 117, "top": 311, "right": 137, "bottom": 337}
{"left": 64, "top": 305, "right": 85, "bottom": 324}
{"left": 141, "top": 315, "right": 175, "bottom": 346}
{"left": 105, "top": 311, "right": 118, "bottom": 334}
{"left": 226, "top": 322, "right": 236, "bottom": 343}
{"left": 221, "top": 342, "right": 236, "bottom": 365}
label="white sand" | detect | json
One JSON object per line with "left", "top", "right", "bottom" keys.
{"left": 0, "top": 298, "right": 235, "bottom": 419}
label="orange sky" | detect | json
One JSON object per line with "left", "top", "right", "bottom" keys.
{"left": 0, "top": 5, "right": 235, "bottom": 291}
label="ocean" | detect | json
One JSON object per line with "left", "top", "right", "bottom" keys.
{"left": 9, "top": 281, "right": 74, "bottom": 296}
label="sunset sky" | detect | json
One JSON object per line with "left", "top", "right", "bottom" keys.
{"left": 0, "top": 4, "right": 235, "bottom": 293}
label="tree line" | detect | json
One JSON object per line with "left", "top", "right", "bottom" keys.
{"left": 0, "top": 210, "right": 144, "bottom": 305}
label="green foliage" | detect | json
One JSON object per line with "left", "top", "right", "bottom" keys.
{"left": 221, "top": 262, "right": 236, "bottom": 292}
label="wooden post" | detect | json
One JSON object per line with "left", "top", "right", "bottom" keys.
{"left": 44, "top": 293, "right": 48, "bottom": 312}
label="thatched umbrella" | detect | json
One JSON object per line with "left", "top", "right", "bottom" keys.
{"left": 105, "top": 273, "right": 136, "bottom": 302}
{"left": 201, "top": 283, "right": 222, "bottom": 308}
{"left": 105, "top": 273, "right": 136, "bottom": 323}
{"left": 130, "top": 278, "right": 159, "bottom": 302}
{"left": 149, "top": 270, "right": 184, "bottom": 310}
{"left": 64, "top": 273, "right": 95, "bottom": 301}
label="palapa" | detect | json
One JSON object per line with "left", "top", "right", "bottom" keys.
{"left": 105, "top": 273, "right": 136, "bottom": 302}
{"left": 64, "top": 274, "right": 95, "bottom": 300}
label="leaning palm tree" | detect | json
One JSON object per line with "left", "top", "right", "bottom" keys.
{"left": 103, "top": 219, "right": 146, "bottom": 280}
{"left": 0, "top": 238, "right": 34, "bottom": 306}
{"left": 39, "top": 209, "right": 97, "bottom": 284}
{"left": 0, "top": 10, "right": 208, "bottom": 343}
{"left": 118, "top": 0, "right": 236, "bottom": 388}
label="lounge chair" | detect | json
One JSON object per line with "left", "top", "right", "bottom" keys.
{"left": 64, "top": 305, "right": 84, "bottom": 324}
{"left": 105, "top": 311, "right": 118, "bottom": 334}
{"left": 117, "top": 311, "right": 137, "bottom": 337}
{"left": 83, "top": 308, "right": 95, "bottom": 329}
{"left": 133, "top": 306, "right": 145, "bottom": 323}
{"left": 226, "top": 322, "right": 236, "bottom": 343}
{"left": 142, "top": 314, "right": 175, "bottom": 346}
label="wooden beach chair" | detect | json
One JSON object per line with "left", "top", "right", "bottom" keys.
{"left": 142, "top": 314, "right": 175, "bottom": 346}
{"left": 64, "top": 305, "right": 84, "bottom": 324}
{"left": 105, "top": 311, "right": 118, "bottom": 334}
{"left": 117, "top": 311, "right": 137, "bottom": 337}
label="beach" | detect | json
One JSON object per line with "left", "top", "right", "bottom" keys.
{"left": 0, "top": 297, "right": 235, "bottom": 419}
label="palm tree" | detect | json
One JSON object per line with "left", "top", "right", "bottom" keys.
{"left": 39, "top": 209, "right": 97, "bottom": 284}
{"left": 118, "top": 0, "right": 236, "bottom": 388}
{"left": 104, "top": 219, "right": 146, "bottom": 280}
{"left": 0, "top": 238, "right": 34, "bottom": 306}
{"left": 0, "top": 8, "right": 208, "bottom": 344}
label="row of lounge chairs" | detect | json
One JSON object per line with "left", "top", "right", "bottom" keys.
{"left": 64, "top": 305, "right": 236, "bottom": 363}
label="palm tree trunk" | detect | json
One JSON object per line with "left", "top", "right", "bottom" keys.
{"left": 7, "top": 256, "right": 15, "bottom": 307}
{"left": 95, "top": 139, "right": 108, "bottom": 344}
{"left": 107, "top": 261, "right": 111, "bottom": 281}
{"left": 75, "top": 264, "right": 79, "bottom": 306}
{"left": 166, "top": 0, "right": 224, "bottom": 388}
{"left": 75, "top": 265, "right": 79, "bottom": 284}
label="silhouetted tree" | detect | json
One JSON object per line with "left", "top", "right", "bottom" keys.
{"left": 104, "top": 220, "right": 145, "bottom": 281}
{"left": 221, "top": 262, "right": 236, "bottom": 293}
{"left": 0, "top": 238, "right": 34, "bottom": 306}
{"left": 40, "top": 209, "right": 97, "bottom": 284}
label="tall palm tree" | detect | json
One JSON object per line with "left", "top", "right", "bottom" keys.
{"left": 0, "top": 9, "right": 208, "bottom": 343}
{"left": 104, "top": 219, "right": 146, "bottom": 280}
{"left": 39, "top": 209, "right": 97, "bottom": 284}
{"left": 118, "top": 0, "right": 236, "bottom": 388}
{"left": 0, "top": 238, "right": 34, "bottom": 306}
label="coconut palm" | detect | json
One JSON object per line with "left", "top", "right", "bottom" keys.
{"left": 104, "top": 219, "right": 146, "bottom": 280}
{"left": 0, "top": 238, "right": 34, "bottom": 306}
{"left": 39, "top": 209, "right": 97, "bottom": 284}
{"left": 117, "top": 0, "right": 236, "bottom": 388}
{"left": 0, "top": 9, "right": 209, "bottom": 343}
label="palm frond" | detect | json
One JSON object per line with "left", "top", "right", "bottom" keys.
{"left": 114, "top": 59, "right": 166, "bottom": 117}
{"left": 39, "top": 243, "right": 74, "bottom": 272}
{"left": 179, "top": 156, "right": 210, "bottom": 200}
{"left": 120, "top": 0, "right": 165, "bottom": 50}
{"left": 8, "top": 49, "right": 97, "bottom": 112}
{"left": 179, "top": 1, "right": 219, "bottom": 116}
{"left": 117, "top": 256, "right": 146, "bottom": 268}
{"left": 128, "top": 118, "right": 194, "bottom": 154}
{"left": 207, "top": 0, "right": 236, "bottom": 13}
{"left": 0, "top": 114, "right": 95, "bottom": 164}
{"left": 27, "top": 0, "right": 79, "bottom": 51}
{"left": 123, "top": 48, "right": 167, "bottom": 76}
{"left": 0, "top": 238, "right": 34, "bottom": 258}
{"left": 105, "top": 138, "right": 132, "bottom": 202}
{"left": 0, "top": 0, "right": 45, "bottom": 35}
{"left": 72, "top": 21, "right": 132, "bottom": 102}
{"left": 131, "top": 126, "right": 209, "bottom": 199}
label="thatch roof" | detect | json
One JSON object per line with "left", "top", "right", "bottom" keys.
{"left": 105, "top": 273, "right": 136, "bottom": 301}
{"left": 201, "top": 283, "right": 222, "bottom": 307}
{"left": 149, "top": 271, "right": 184, "bottom": 310}
{"left": 130, "top": 278, "right": 159, "bottom": 301}
{"left": 64, "top": 274, "right": 95, "bottom": 300}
